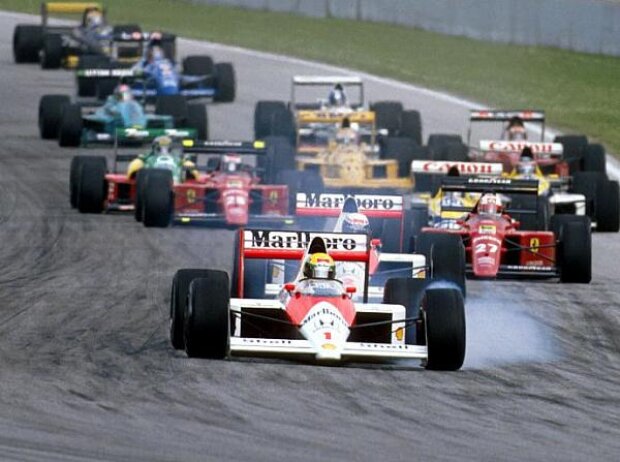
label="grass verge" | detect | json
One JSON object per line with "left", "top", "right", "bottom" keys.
{"left": 2, "top": 0, "right": 620, "bottom": 154}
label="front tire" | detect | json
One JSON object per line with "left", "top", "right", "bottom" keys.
{"left": 553, "top": 215, "right": 592, "bottom": 283}
{"left": 424, "top": 288, "right": 466, "bottom": 371}
{"left": 76, "top": 157, "right": 107, "bottom": 213}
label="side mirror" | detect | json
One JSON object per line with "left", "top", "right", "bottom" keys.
{"left": 370, "top": 238, "right": 381, "bottom": 248}
{"left": 345, "top": 286, "right": 357, "bottom": 294}
{"left": 284, "top": 283, "right": 296, "bottom": 293}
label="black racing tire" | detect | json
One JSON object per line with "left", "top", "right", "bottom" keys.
{"left": 170, "top": 269, "right": 213, "bottom": 350}
{"left": 39, "top": 94, "right": 70, "bottom": 139}
{"left": 383, "top": 277, "right": 428, "bottom": 345}
{"left": 213, "top": 62, "right": 236, "bottom": 103}
{"left": 76, "top": 55, "right": 109, "bottom": 97}
{"left": 184, "top": 272, "right": 231, "bottom": 359}
{"left": 379, "top": 208, "right": 413, "bottom": 253}
{"left": 58, "top": 104, "right": 83, "bottom": 147}
{"left": 269, "top": 107, "right": 296, "bottom": 146}
{"left": 427, "top": 134, "right": 463, "bottom": 157}
{"left": 554, "top": 135, "right": 588, "bottom": 173}
{"left": 77, "top": 157, "right": 107, "bottom": 213}
{"left": 424, "top": 288, "right": 466, "bottom": 371}
{"left": 40, "top": 34, "right": 63, "bottom": 69}
{"left": 371, "top": 101, "right": 403, "bottom": 134}
{"left": 597, "top": 180, "right": 620, "bottom": 232}
{"left": 275, "top": 169, "right": 302, "bottom": 215}
{"left": 13, "top": 25, "right": 43, "bottom": 63}
{"left": 142, "top": 169, "right": 173, "bottom": 228}
{"left": 134, "top": 169, "right": 147, "bottom": 222}
{"left": 262, "top": 136, "right": 296, "bottom": 184}
{"left": 434, "top": 142, "right": 469, "bottom": 162}
{"left": 161, "top": 37, "right": 177, "bottom": 62}
{"left": 510, "top": 195, "right": 550, "bottom": 231}
{"left": 410, "top": 203, "right": 429, "bottom": 246}
{"left": 71, "top": 156, "right": 106, "bottom": 209}
{"left": 187, "top": 104, "right": 208, "bottom": 140}
{"left": 380, "top": 136, "right": 420, "bottom": 177}
{"left": 553, "top": 215, "right": 592, "bottom": 283}
{"left": 254, "top": 101, "right": 287, "bottom": 140}
{"left": 416, "top": 232, "right": 466, "bottom": 297}
{"left": 155, "top": 94, "right": 188, "bottom": 127}
{"left": 582, "top": 144, "right": 606, "bottom": 173}
{"left": 400, "top": 110, "right": 423, "bottom": 146}
{"left": 182, "top": 55, "right": 214, "bottom": 76}
{"left": 572, "top": 171, "right": 605, "bottom": 220}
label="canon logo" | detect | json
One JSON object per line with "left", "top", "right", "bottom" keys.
{"left": 417, "top": 161, "right": 497, "bottom": 174}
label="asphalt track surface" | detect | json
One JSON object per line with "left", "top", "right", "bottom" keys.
{"left": 1, "top": 11, "right": 620, "bottom": 462}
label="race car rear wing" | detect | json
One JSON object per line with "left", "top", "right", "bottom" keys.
{"left": 110, "top": 128, "right": 196, "bottom": 167}
{"left": 183, "top": 140, "right": 266, "bottom": 156}
{"left": 292, "top": 75, "right": 365, "bottom": 109}
{"left": 295, "top": 192, "right": 404, "bottom": 219}
{"left": 411, "top": 160, "right": 503, "bottom": 176}
{"left": 467, "top": 109, "right": 546, "bottom": 144}
{"left": 478, "top": 140, "right": 563, "bottom": 156}
{"left": 41, "top": 2, "right": 104, "bottom": 27}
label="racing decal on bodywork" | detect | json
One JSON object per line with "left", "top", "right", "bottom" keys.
{"left": 297, "top": 193, "right": 403, "bottom": 211}
{"left": 244, "top": 230, "right": 367, "bottom": 251}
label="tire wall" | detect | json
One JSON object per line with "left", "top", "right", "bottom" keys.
{"left": 190, "top": 0, "right": 620, "bottom": 57}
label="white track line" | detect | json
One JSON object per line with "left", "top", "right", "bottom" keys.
{"left": 3, "top": 10, "right": 618, "bottom": 180}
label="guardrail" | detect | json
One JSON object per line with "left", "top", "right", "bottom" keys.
{"left": 191, "top": 0, "right": 620, "bottom": 56}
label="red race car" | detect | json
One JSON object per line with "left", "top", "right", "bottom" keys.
{"left": 418, "top": 177, "right": 592, "bottom": 283}
{"left": 169, "top": 230, "right": 466, "bottom": 370}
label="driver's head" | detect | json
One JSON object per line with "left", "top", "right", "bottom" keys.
{"left": 222, "top": 154, "right": 242, "bottom": 173}
{"left": 478, "top": 193, "right": 502, "bottom": 216}
{"left": 517, "top": 146, "right": 536, "bottom": 177}
{"left": 507, "top": 116, "right": 527, "bottom": 141}
{"left": 328, "top": 83, "right": 347, "bottom": 107}
{"left": 342, "top": 213, "right": 370, "bottom": 235}
{"left": 84, "top": 7, "right": 104, "bottom": 28}
{"left": 147, "top": 44, "right": 165, "bottom": 62}
{"left": 114, "top": 84, "right": 133, "bottom": 102}
{"left": 152, "top": 136, "right": 172, "bottom": 156}
{"left": 303, "top": 252, "right": 336, "bottom": 279}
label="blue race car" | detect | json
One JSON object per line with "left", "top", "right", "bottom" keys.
{"left": 38, "top": 84, "right": 207, "bottom": 147}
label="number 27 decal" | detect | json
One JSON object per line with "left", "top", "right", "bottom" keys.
{"left": 475, "top": 243, "right": 498, "bottom": 253}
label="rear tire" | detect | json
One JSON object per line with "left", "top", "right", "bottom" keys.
{"left": 424, "top": 288, "right": 466, "bottom": 370}
{"left": 155, "top": 95, "right": 188, "bottom": 127}
{"left": 40, "top": 34, "right": 63, "bottom": 69}
{"left": 39, "top": 94, "right": 70, "bottom": 139}
{"left": 184, "top": 272, "right": 230, "bottom": 359}
{"left": 400, "top": 110, "right": 422, "bottom": 145}
{"left": 142, "top": 169, "right": 173, "bottom": 228}
{"left": 13, "top": 25, "right": 43, "bottom": 63}
{"left": 380, "top": 136, "right": 422, "bottom": 177}
{"left": 58, "top": 104, "right": 83, "bottom": 147}
{"left": 77, "top": 157, "right": 106, "bottom": 213}
{"left": 371, "top": 101, "right": 403, "bottom": 135}
{"left": 214, "top": 62, "right": 236, "bottom": 103}
{"left": 554, "top": 135, "right": 588, "bottom": 173}
{"left": 76, "top": 55, "right": 109, "bottom": 97}
{"left": 597, "top": 180, "right": 620, "bottom": 232}
{"left": 170, "top": 269, "right": 213, "bottom": 350}
{"left": 182, "top": 55, "right": 214, "bottom": 75}
{"left": 554, "top": 215, "right": 591, "bottom": 283}
{"left": 254, "top": 101, "right": 287, "bottom": 140}
{"left": 186, "top": 104, "right": 208, "bottom": 139}
{"left": 582, "top": 144, "right": 606, "bottom": 173}
{"left": 261, "top": 136, "right": 296, "bottom": 184}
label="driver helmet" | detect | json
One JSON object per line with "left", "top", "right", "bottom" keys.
{"left": 114, "top": 84, "right": 133, "bottom": 102}
{"left": 478, "top": 193, "right": 502, "bottom": 216}
{"left": 506, "top": 116, "right": 527, "bottom": 141}
{"left": 328, "top": 83, "right": 347, "bottom": 107}
{"left": 222, "top": 154, "right": 242, "bottom": 173}
{"left": 517, "top": 146, "right": 536, "bottom": 177}
{"left": 152, "top": 135, "right": 172, "bottom": 156}
{"left": 147, "top": 44, "right": 165, "bottom": 62}
{"left": 84, "top": 8, "right": 104, "bottom": 29}
{"left": 303, "top": 252, "right": 336, "bottom": 279}
{"left": 342, "top": 213, "right": 371, "bottom": 235}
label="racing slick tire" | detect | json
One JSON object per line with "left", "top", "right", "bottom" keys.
{"left": 572, "top": 171, "right": 605, "bottom": 221}
{"left": 142, "top": 169, "right": 173, "bottom": 228}
{"left": 40, "top": 34, "right": 63, "bottom": 69}
{"left": 187, "top": 104, "right": 209, "bottom": 140}
{"left": 380, "top": 136, "right": 422, "bottom": 177}
{"left": 71, "top": 156, "right": 106, "bottom": 209}
{"left": 275, "top": 169, "right": 323, "bottom": 215}
{"left": 416, "top": 232, "right": 466, "bottom": 297}
{"left": 182, "top": 55, "right": 214, "bottom": 76}
{"left": 554, "top": 135, "right": 588, "bottom": 173}
{"left": 424, "top": 288, "right": 466, "bottom": 371}
{"left": 76, "top": 55, "right": 109, "bottom": 97}
{"left": 383, "top": 278, "right": 428, "bottom": 345}
{"left": 96, "top": 78, "right": 118, "bottom": 101}
{"left": 262, "top": 136, "right": 296, "bottom": 184}
{"left": 214, "top": 63, "right": 236, "bottom": 103}
{"left": 371, "top": 101, "right": 403, "bottom": 135}
{"left": 39, "top": 94, "right": 70, "bottom": 139}
{"left": 134, "top": 169, "right": 148, "bottom": 222}
{"left": 13, "top": 25, "right": 43, "bottom": 63}
{"left": 254, "top": 101, "right": 287, "bottom": 140}
{"left": 58, "top": 104, "right": 83, "bottom": 147}
{"left": 269, "top": 107, "right": 296, "bottom": 146}
{"left": 410, "top": 203, "right": 429, "bottom": 245}
{"left": 184, "top": 271, "right": 231, "bottom": 359}
{"left": 597, "top": 180, "right": 620, "bottom": 232}
{"left": 380, "top": 208, "right": 414, "bottom": 253}
{"left": 582, "top": 144, "right": 606, "bottom": 173}
{"left": 77, "top": 157, "right": 107, "bottom": 214}
{"left": 155, "top": 95, "right": 188, "bottom": 127}
{"left": 553, "top": 215, "right": 591, "bottom": 283}
{"left": 510, "top": 195, "right": 550, "bottom": 231}
{"left": 434, "top": 142, "right": 469, "bottom": 162}
{"left": 427, "top": 134, "right": 463, "bottom": 157}
{"left": 170, "top": 269, "right": 213, "bottom": 350}
{"left": 400, "top": 110, "right": 423, "bottom": 146}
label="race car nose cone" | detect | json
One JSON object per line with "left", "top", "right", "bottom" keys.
{"left": 299, "top": 301, "right": 350, "bottom": 361}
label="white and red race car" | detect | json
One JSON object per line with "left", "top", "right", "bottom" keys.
{"left": 169, "top": 230, "right": 466, "bottom": 370}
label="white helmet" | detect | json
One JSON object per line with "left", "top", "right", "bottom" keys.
{"left": 342, "top": 213, "right": 370, "bottom": 234}
{"left": 478, "top": 194, "right": 502, "bottom": 216}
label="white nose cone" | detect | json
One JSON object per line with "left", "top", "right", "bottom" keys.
{"left": 299, "top": 301, "right": 350, "bottom": 361}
